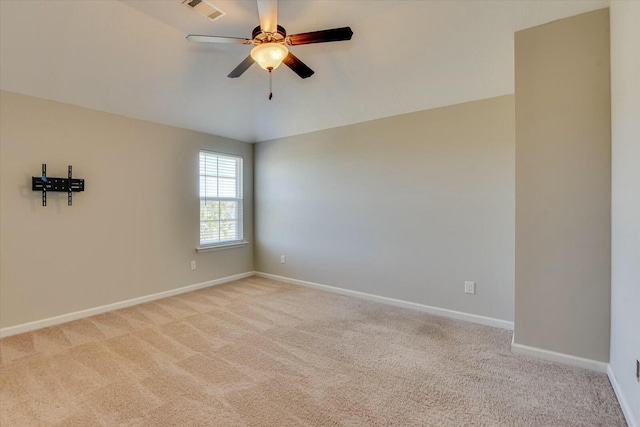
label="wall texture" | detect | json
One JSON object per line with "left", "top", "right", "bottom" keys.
{"left": 610, "top": 1, "right": 640, "bottom": 423}
{"left": 514, "top": 9, "right": 611, "bottom": 362}
{"left": 0, "top": 91, "right": 254, "bottom": 329}
{"left": 255, "top": 95, "right": 515, "bottom": 323}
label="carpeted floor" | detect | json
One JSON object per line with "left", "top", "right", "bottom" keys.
{"left": 0, "top": 276, "right": 626, "bottom": 426}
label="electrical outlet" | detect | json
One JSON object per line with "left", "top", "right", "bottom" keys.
{"left": 280, "top": 255, "right": 286, "bottom": 264}
{"left": 190, "top": 260, "right": 196, "bottom": 270}
{"left": 464, "top": 281, "right": 475, "bottom": 294}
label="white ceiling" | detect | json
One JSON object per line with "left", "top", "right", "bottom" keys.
{"left": 0, "top": 0, "right": 609, "bottom": 143}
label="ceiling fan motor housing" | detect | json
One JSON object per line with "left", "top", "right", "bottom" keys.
{"left": 252, "top": 25, "right": 287, "bottom": 43}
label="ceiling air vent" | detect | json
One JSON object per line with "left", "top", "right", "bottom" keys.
{"left": 182, "top": 0, "right": 225, "bottom": 22}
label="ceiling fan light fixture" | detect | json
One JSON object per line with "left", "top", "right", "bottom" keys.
{"left": 250, "top": 43, "right": 289, "bottom": 71}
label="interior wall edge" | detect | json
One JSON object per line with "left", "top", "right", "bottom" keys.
{"left": 0, "top": 271, "right": 257, "bottom": 338}
{"left": 510, "top": 340, "right": 608, "bottom": 373}
{"left": 514, "top": 8, "right": 611, "bottom": 363}
{"left": 255, "top": 272, "right": 514, "bottom": 331}
{"left": 607, "top": 365, "right": 639, "bottom": 427}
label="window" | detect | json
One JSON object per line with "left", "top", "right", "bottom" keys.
{"left": 199, "top": 151, "right": 243, "bottom": 247}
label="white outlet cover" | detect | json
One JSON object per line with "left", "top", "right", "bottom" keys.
{"left": 464, "top": 281, "right": 475, "bottom": 294}
{"left": 191, "top": 260, "right": 196, "bottom": 270}
{"left": 280, "top": 255, "right": 286, "bottom": 264}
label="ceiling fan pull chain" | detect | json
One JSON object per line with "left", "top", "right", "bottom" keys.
{"left": 269, "top": 69, "right": 273, "bottom": 100}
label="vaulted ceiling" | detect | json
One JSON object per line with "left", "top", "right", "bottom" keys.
{"left": 0, "top": 0, "right": 608, "bottom": 142}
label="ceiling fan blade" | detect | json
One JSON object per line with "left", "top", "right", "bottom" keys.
{"left": 282, "top": 52, "right": 314, "bottom": 79}
{"left": 257, "top": 0, "right": 278, "bottom": 34}
{"left": 186, "top": 35, "right": 253, "bottom": 44}
{"left": 287, "top": 27, "right": 353, "bottom": 46}
{"left": 228, "top": 55, "right": 255, "bottom": 78}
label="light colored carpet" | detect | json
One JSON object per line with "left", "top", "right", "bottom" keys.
{"left": 0, "top": 276, "right": 626, "bottom": 426}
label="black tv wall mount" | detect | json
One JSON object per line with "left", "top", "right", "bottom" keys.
{"left": 32, "top": 164, "right": 85, "bottom": 206}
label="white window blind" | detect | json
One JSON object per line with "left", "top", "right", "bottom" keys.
{"left": 199, "top": 151, "right": 243, "bottom": 247}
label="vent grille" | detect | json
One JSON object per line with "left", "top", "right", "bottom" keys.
{"left": 182, "top": 0, "right": 225, "bottom": 22}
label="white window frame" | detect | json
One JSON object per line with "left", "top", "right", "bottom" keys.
{"left": 197, "top": 150, "right": 246, "bottom": 252}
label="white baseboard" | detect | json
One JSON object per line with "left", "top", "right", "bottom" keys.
{"left": 0, "top": 271, "right": 256, "bottom": 338}
{"left": 608, "top": 365, "right": 639, "bottom": 427}
{"left": 255, "top": 272, "right": 514, "bottom": 330}
{"left": 510, "top": 337, "right": 608, "bottom": 373}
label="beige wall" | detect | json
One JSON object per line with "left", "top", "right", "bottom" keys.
{"left": 610, "top": 1, "right": 640, "bottom": 422}
{"left": 255, "top": 95, "right": 515, "bottom": 323}
{"left": 514, "top": 9, "right": 611, "bottom": 362}
{"left": 0, "top": 91, "right": 254, "bottom": 329}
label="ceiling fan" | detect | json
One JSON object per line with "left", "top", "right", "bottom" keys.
{"left": 185, "top": 0, "right": 353, "bottom": 90}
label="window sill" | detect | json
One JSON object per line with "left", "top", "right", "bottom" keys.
{"left": 196, "top": 241, "right": 249, "bottom": 253}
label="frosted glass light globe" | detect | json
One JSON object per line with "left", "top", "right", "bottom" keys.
{"left": 251, "top": 43, "right": 289, "bottom": 71}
